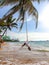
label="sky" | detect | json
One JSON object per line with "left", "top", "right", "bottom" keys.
{"left": 0, "top": 1, "right": 49, "bottom": 41}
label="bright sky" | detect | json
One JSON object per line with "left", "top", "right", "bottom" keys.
{"left": 0, "top": 1, "right": 49, "bottom": 41}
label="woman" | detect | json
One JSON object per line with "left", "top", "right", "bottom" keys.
{"left": 21, "top": 42, "right": 31, "bottom": 51}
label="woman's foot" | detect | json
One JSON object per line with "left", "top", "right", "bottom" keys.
{"left": 28, "top": 46, "right": 31, "bottom": 51}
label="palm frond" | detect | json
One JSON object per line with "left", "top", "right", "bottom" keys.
{"left": 31, "top": 0, "right": 44, "bottom": 3}
{"left": 7, "top": 26, "right": 11, "bottom": 30}
{"left": 11, "top": 23, "right": 17, "bottom": 26}
{"left": 12, "top": 18, "right": 16, "bottom": 22}
{"left": 0, "top": 0, "right": 19, "bottom": 6}
{"left": 20, "top": 21, "right": 24, "bottom": 31}
{"left": 2, "top": 4, "right": 21, "bottom": 20}
{"left": 0, "top": 0, "right": 46, "bottom": 31}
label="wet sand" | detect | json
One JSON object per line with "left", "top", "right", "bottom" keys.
{"left": 0, "top": 42, "right": 49, "bottom": 65}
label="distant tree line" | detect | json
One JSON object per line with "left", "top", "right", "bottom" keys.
{"left": 2, "top": 35, "right": 19, "bottom": 42}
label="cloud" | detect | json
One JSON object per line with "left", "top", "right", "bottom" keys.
{"left": 7, "top": 30, "right": 49, "bottom": 41}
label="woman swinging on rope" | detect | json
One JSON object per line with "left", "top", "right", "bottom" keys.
{"left": 21, "top": 21, "right": 31, "bottom": 51}
{"left": 21, "top": 41, "right": 31, "bottom": 51}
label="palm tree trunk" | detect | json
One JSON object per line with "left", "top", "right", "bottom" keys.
{"left": 0, "top": 28, "right": 7, "bottom": 48}
{"left": 0, "top": 43, "right": 1, "bottom": 48}
{"left": 1, "top": 28, "right": 7, "bottom": 37}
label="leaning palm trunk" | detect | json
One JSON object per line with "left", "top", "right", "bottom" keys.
{"left": 0, "top": 36, "right": 3, "bottom": 48}
{"left": 0, "top": 43, "right": 1, "bottom": 48}
{"left": 1, "top": 28, "right": 7, "bottom": 37}
{"left": 0, "top": 28, "right": 7, "bottom": 48}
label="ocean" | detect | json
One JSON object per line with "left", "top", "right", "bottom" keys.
{"left": 7, "top": 41, "right": 49, "bottom": 51}
{"left": 29, "top": 41, "right": 49, "bottom": 51}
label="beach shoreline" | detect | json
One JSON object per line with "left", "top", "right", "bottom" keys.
{"left": 0, "top": 42, "right": 49, "bottom": 65}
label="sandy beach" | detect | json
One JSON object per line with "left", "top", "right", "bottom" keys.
{"left": 0, "top": 42, "right": 49, "bottom": 65}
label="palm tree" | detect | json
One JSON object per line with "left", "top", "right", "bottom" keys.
{"left": 0, "top": 16, "right": 18, "bottom": 48}
{"left": 0, "top": 16, "right": 17, "bottom": 36}
{"left": 0, "top": 0, "right": 41, "bottom": 28}
{"left": 0, "top": 0, "right": 45, "bottom": 50}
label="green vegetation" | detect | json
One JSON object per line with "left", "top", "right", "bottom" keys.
{"left": 2, "top": 35, "right": 10, "bottom": 40}
{"left": 2, "top": 35, "right": 19, "bottom": 42}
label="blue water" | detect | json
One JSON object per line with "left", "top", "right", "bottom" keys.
{"left": 19, "top": 41, "right": 49, "bottom": 47}
{"left": 29, "top": 41, "right": 49, "bottom": 50}
{"left": 29, "top": 41, "right": 49, "bottom": 47}
{"left": 20, "top": 41, "right": 49, "bottom": 50}
{"left": 7, "top": 41, "right": 49, "bottom": 50}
